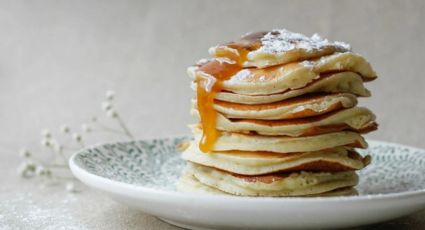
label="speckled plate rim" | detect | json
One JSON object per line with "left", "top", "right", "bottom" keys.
{"left": 69, "top": 138, "right": 425, "bottom": 203}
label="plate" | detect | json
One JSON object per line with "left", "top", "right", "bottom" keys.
{"left": 69, "top": 136, "right": 425, "bottom": 230}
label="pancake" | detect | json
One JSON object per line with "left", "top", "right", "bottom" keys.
{"left": 209, "top": 29, "right": 351, "bottom": 68}
{"left": 192, "top": 107, "right": 377, "bottom": 137}
{"left": 177, "top": 169, "right": 226, "bottom": 195}
{"left": 210, "top": 93, "right": 357, "bottom": 120}
{"left": 316, "top": 187, "right": 358, "bottom": 197}
{"left": 212, "top": 72, "right": 371, "bottom": 104}
{"left": 182, "top": 28, "right": 378, "bottom": 197}
{"left": 177, "top": 170, "right": 358, "bottom": 197}
{"left": 187, "top": 162, "right": 359, "bottom": 196}
{"left": 188, "top": 52, "right": 376, "bottom": 96}
{"left": 191, "top": 127, "right": 367, "bottom": 153}
{"left": 182, "top": 143, "right": 371, "bottom": 175}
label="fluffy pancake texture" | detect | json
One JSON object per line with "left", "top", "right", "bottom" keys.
{"left": 192, "top": 127, "right": 367, "bottom": 153}
{"left": 182, "top": 143, "right": 370, "bottom": 175}
{"left": 186, "top": 162, "right": 359, "bottom": 197}
{"left": 177, "top": 170, "right": 358, "bottom": 197}
{"left": 192, "top": 107, "right": 377, "bottom": 137}
{"left": 177, "top": 170, "right": 226, "bottom": 195}
{"left": 211, "top": 93, "right": 357, "bottom": 120}
{"left": 209, "top": 29, "right": 351, "bottom": 68}
{"left": 212, "top": 72, "right": 371, "bottom": 104}
{"left": 188, "top": 52, "right": 376, "bottom": 96}
{"left": 181, "top": 29, "right": 378, "bottom": 197}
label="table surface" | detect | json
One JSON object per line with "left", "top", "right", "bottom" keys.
{"left": 1, "top": 0, "right": 425, "bottom": 229}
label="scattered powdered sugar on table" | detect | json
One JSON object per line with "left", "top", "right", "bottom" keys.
{"left": 258, "top": 29, "right": 351, "bottom": 54}
{"left": 0, "top": 192, "right": 87, "bottom": 230}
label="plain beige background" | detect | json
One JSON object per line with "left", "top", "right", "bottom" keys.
{"left": 1, "top": 0, "right": 425, "bottom": 229}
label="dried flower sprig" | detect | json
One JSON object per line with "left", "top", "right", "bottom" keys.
{"left": 17, "top": 90, "right": 134, "bottom": 192}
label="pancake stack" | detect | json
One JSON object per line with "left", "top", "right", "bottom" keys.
{"left": 178, "top": 29, "right": 378, "bottom": 197}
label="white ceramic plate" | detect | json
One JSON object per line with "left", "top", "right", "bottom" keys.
{"left": 69, "top": 136, "right": 425, "bottom": 230}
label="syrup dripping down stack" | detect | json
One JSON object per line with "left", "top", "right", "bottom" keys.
{"left": 179, "top": 29, "right": 378, "bottom": 196}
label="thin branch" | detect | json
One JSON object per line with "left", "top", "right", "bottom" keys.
{"left": 116, "top": 115, "right": 134, "bottom": 139}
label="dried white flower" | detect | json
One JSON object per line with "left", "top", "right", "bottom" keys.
{"left": 105, "top": 90, "right": 115, "bottom": 100}
{"left": 72, "top": 133, "right": 82, "bottom": 142}
{"left": 27, "top": 161, "right": 36, "bottom": 170}
{"left": 66, "top": 181, "right": 77, "bottom": 193}
{"left": 81, "top": 123, "right": 91, "bottom": 133}
{"left": 107, "top": 109, "right": 118, "bottom": 118}
{"left": 49, "top": 139, "right": 63, "bottom": 152}
{"left": 17, "top": 162, "right": 28, "bottom": 176}
{"left": 19, "top": 148, "right": 31, "bottom": 158}
{"left": 35, "top": 165, "right": 47, "bottom": 176}
{"left": 60, "top": 124, "right": 70, "bottom": 134}
{"left": 17, "top": 161, "right": 36, "bottom": 177}
{"left": 41, "top": 129, "right": 52, "bottom": 139}
{"left": 19, "top": 88, "right": 132, "bottom": 193}
{"left": 101, "top": 101, "right": 113, "bottom": 111}
{"left": 53, "top": 142, "right": 63, "bottom": 152}
{"left": 41, "top": 139, "right": 51, "bottom": 147}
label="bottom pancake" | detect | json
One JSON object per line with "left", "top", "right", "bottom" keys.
{"left": 185, "top": 162, "right": 358, "bottom": 197}
{"left": 177, "top": 168, "right": 358, "bottom": 197}
{"left": 177, "top": 171, "right": 228, "bottom": 195}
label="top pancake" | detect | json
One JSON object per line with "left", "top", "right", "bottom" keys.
{"left": 209, "top": 29, "right": 351, "bottom": 68}
{"left": 188, "top": 52, "right": 376, "bottom": 96}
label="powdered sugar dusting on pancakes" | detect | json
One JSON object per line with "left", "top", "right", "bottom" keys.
{"left": 258, "top": 29, "right": 351, "bottom": 54}
{"left": 226, "top": 69, "right": 252, "bottom": 83}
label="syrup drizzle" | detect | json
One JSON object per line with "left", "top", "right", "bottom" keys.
{"left": 196, "top": 32, "right": 266, "bottom": 152}
{"left": 196, "top": 60, "right": 240, "bottom": 152}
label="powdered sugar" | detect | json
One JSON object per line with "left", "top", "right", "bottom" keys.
{"left": 0, "top": 192, "right": 86, "bottom": 230}
{"left": 299, "top": 60, "right": 315, "bottom": 68}
{"left": 225, "top": 69, "right": 252, "bottom": 84}
{"left": 258, "top": 29, "right": 351, "bottom": 54}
